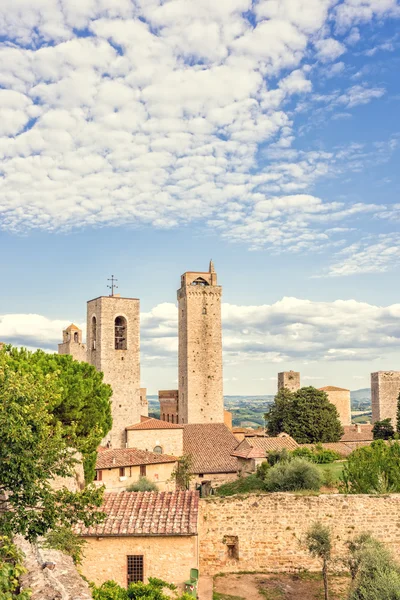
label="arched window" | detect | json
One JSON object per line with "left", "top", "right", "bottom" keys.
{"left": 91, "top": 316, "right": 97, "bottom": 350}
{"left": 171, "top": 415, "right": 174, "bottom": 424}
{"left": 153, "top": 446, "right": 163, "bottom": 454}
{"left": 191, "top": 277, "right": 209, "bottom": 286}
{"left": 115, "top": 316, "right": 127, "bottom": 350}
{"left": 74, "top": 332, "right": 79, "bottom": 342}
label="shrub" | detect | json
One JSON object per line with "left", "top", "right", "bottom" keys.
{"left": 372, "top": 418, "right": 395, "bottom": 440}
{"left": 267, "top": 448, "right": 291, "bottom": 466}
{"left": 340, "top": 439, "right": 400, "bottom": 494}
{"left": 43, "top": 526, "right": 86, "bottom": 565}
{"left": 127, "top": 477, "right": 159, "bottom": 492}
{"left": 292, "top": 445, "right": 340, "bottom": 464}
{"left": 256, "top": 461, "right": 271, "bottom": 480}
{"left": 292, "top": 447, "right": 314, "bottom": 461}
{"left": 91, "top": 577, "right": 192, "bottom": 600}
{"left": 322, "top": 469, "right": 336, "bottom": 488}
{"left": 264, "top": 458, "right": 322, "bottom": 492}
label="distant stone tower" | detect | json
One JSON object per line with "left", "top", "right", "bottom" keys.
{"left": 86, "top": 294, "right": 147, "bottom": 447}
{"left": 319, "top": 386, "right": 351, "bottom": 426}
{"left": 159, "top": 390, "right": 179, "bottom": 423}
{"left": 278, "top": 371, "right": 300, "bottom": 392}
{"left": 177, "top": 260, "right": 224, "bottom": 424}
{"left": 371, "top": 371, "right": 400, "bottom": 425}
{"left": 58, "top": 324, "right": 86, "bottom": 362}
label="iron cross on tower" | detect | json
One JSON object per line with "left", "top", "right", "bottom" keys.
{"left": 107, "top": 275, "right": 118, "bottom": 296}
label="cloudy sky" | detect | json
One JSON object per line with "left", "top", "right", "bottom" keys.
{"left": 0, "top": 0, "right": 399, "bottom": 394}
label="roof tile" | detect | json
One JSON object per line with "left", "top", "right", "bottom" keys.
{"left": 183, "top": 423, "right": 239, "bottom": 474}
{"left": 126, "top": 418, "right": 183, "bottom": 431}
{"left": 96, "top": 448, "right": 178, "bottom": 470}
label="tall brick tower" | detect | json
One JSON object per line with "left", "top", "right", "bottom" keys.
{"left": 58, "top": 324, "right": 86, "bottom": 362}
{"left": 177, "top": 260, "right": 224, "bottom": 424}
{"left": 86, "top": 293, "right": 147, "bottom": 447}
{"left": 371, "top": 371, "right": 400, "bottom": 425}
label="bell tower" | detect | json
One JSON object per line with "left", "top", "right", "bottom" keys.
{"left": 177, "top": 260, "right": 224, "bottom": 424}
{"left": 58, "top": 324, "right": 86, "bottom": 362}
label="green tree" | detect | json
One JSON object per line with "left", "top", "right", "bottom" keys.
{"left": 372, "top": 418, "right": 395, "bottom": 440}
{"left": 0, "top": 536, "right": 31, "bottom": 599}
{"left": 305, "top": 522, "right": 332, "bottom": 600}
{"left": 127, "top": 477, "right": 159, "bottom": 492}
{"left": 340, "top": 439, "right": 400, "bottom": 494}
{"left": 170, "top": 454, "right": 194, "bottom": 490}
{"left": 0, "top": 353, "right": 105, "bottom": 540}
{"left": 265, "top": 387, "right": 343, "bottom": 443}
{"left": 264, "top": 458, "right": 322, "bottom": 492}
{"left": 3, "top": 347, "right": 112, "bottom": 481}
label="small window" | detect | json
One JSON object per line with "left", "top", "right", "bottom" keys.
{"left": 224, "top": 535, "right": 239, "bottom": 560}
{"left": 115, "top": 316, "right": 127, "bottom": 350}
{"left": 91, "top": 316, "right": 97, "bottom": 350}
{"left": 127, "top": 555, "right": 143, "bottom": 584}
{"left": 119, "top": 467, "right": 125, "bottom": 477}
{"left": 140, "top": 465, "right": 146, "bottom": 477}
{"left": 202, "top": 307, "right": 207, "bottom": 315}
{"left": 95, "top": 470, "right": 102, "bottom": 481}
{"left": 153, "top": 446, "right": 162, "bottom": 454}
{"left": 199, "top": 474, "right": 204, "bottom": 478}
{"left": 74, "top": 331, "right": 79, "bottom": 342}
{"left": 171, "top": 415, "right": 175, "bottom": 424}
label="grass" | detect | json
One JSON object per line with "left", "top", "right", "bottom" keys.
{"left": 316, "top": 461, "right": 345, "bottom": 484}
{"left": 216, "top": 474, "right": 266, "bottom": 496}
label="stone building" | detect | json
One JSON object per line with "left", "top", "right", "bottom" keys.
{"left": 86, "top": 294, "right": 147, "bottom": 448}
{"left": 371, "top": 371, "right": 400, "bottom": 425}
{"left": 278, "top": 371, "right": 300, "bottom": 392}
{"left": 94, "top": 447, "right": 177, "bottom": 492}
{"left": 159, "top": 390, "right": 179, "bottom": 423}
{"left": 58, "top": 324, "right": 86, "bottom": 362}
{"left": 177, "top": 261, "right": 224, "bottom": 424}
{"left": 319, "top": 385, "right": 351, "bottom": 427}
{"left": 77, "top": 491, "right": 199, "bottom": 589}
{"left": 126, "top": 418, "right": 184, "bottom": 456}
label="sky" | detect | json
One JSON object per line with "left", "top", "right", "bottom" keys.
{"left": 0, "top": 0, "right": 399, "bottom": 395}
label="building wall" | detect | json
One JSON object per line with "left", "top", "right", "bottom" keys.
{"left": 95, "top": 462, "right": 176, "bottom": 492}
{"left": 58, "top": 340, "right": 87, "bottom": 362}
{"left": 190, "top": 472, "right": 237, "bottom": 490}
{"left": 177, "top": 267, "right": 224, "bottom": 424}
{"left": 81, "top": 535, "right": 198, "bottom": 588}
{"left": 199, "top": 494, "right": 400, "bottom": 575}
{"left": 371, "top": 371, "right": 400, "bottom": 425}
{"left": 159, "top": 390, "right": 179, "bottom": 423}
{"left": 224, "top": 410, "right": 232, "bottom": 430}
{"left": 86, "top": 296, "right": 145, "bottom": 448}
{"left": 324, "top": 389, "right": 351, "bottom": 427}
{"left": 277, "top": 371, "right": 300, "bottom": 392}
{"left": 126, "top": 428, "right": 183, "bottom": 457}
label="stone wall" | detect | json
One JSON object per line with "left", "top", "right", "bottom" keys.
{"left": 96, "top": 461, "right": 177, "bottom": 491}
{"left": 198, "top": 493, "right": 400, "bottom": 575}
{"left": 81, "top": 535, "right": 198, "bottom": 588}
{"left": 126, "top": 427, "right": 183, "bottom": 456}
{"left": 371, "top": 371, "right": 400, "bottom": 425}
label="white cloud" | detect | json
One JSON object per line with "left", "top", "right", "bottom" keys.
{"left": 314, "top": 38, "right": 347, "bottom": 62}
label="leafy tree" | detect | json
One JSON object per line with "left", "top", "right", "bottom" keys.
{"left": 3, "top": 347, "right": 112, "bottom": 481}
{"left": 267, "top": 448, "right": 291, "bottom": 466}
{"left": 264, "top": 458, "right": 322, "bottom": 492}
{"left": 170, "top": 454, "right": 194, "bottom": 490}
{"left": 0, "top": 536, "right": 31, "bottom": 599}
{"left": 340, "top": 439, "right": 400, "bottom": 494}
{"left": 292, "top": 445, "right": 340, "bottom": 464}
{"left": 265, "top": 387, "right": 343, "bottom": 443}
{"left": 305, "top": 522, "right": 332, "bottom": 600}
{"left": 127, "top": 477, "right": 159, "bottom": 492}
{"left": 0, "top": 353, "right": 105, "bottom": 540}
{"left": 43, "top": 526, "right": 87, "bottom": 565}
{"left": 372, "top": 418, "right": 394, "bottom": 440}
{"left": 91, "top": 577, "right": 193, "bottom": 600}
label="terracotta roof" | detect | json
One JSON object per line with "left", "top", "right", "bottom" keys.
{"left": 183, "top": 423, "right": 239, "bottom": 474}
{"left": 319, "top": 386, "right": 349, "bottom": 392}
{"left": 299, "top": 442, "right": 354, "bottom": 457}
{"left": 76, "top": 491, "right": 198, "bottom": 537}
{"left": 126, "top": 418, "right": 183, "bottom": 431}
{"left": 341, "top": 424, "right": 373, "bottom": 442}
{"left": 231, "top": 439, "right": 266, "bottom": 459}
{"left": 244, "top": 435, "right": 299, "bottom": 453}
{"left": 96, "top": 448, "right": 178, "bottom": 470}
{"left": 64, "top": 323, "right": 80, "bottom": 331}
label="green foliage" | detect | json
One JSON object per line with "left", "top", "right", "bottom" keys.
{"left": 397, "top": 392, "right": 400, "bottom": 434}
{"left": 0, "top": 536, "right": 31, "bottom": 599}
{"left": 305, "top": 523, "right": 331, "bottom": 600}
{"left": 126, "top": 477, "right": 159, "bottom": 492}
{"left": 265, "top": 387, "right": 344, "bottom": 444}
{"left": 170, "top": 454, "right": 194, "bottom": 490}
{"left": 264, "top": 458, "right": 322, "bottom": 492}
{"left": 42, "top": 526, "right": 86, "bottom": 565}
{"left": 0, "top": 349, "right": 105, "bottom": 540}
{"left": 346, "top": 534, "right": 400, "bottom": 599}
{"left": 292, "top": 444, "right": 340, "bottom": 464}
{"left": 372, "top": 418, "right": 395, "bottom": 440}
{"left": 216, "top": 474, "right": 266, "bottom": 496}
{"left": 256, "top": 461, "right": 271, "bottom": 480}
{"left": 340, "top": 440, "right": 400, "bottom": 494}
{"left": 91, "top": 577, "right": 193, "bottom": 600}
{"left": 267, "top": 448, "right": 291, "bottom": 466}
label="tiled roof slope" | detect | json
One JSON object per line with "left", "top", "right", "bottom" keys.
{"left": 126, "top": 417, "right": 183, "bottom": 431}
{"left": 245, "top": 435, "right": 299, "bottom": 452}
{"left": 341, "top": 424, "right": 373, "bottom": 442}
{"left": 96, "top": 448, "right": 178, "bottom": 470}
{"left": 76, "top": 491, "right": 198, "bottom": 536}
{"left": 231, "top": 439, "right": 265, "bottom": 459}
{"left": 183, "top": 423, "right": 239, "bottom": 474}
{"left": 299, "top": 442, "right": 354, "bottom": 457}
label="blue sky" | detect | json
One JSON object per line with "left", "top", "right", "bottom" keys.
{"left": 0, "top": 0, "right": 399, "bottom": 394}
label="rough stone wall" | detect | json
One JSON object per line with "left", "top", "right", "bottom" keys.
{"left": 190, "top": 472, "right": 237, "bottom": 490}
{"left": 58, "top": 340, "right": 87, "bottom": 362}
{"left": 87, "top": 296, "right": 145, "bottom": 448}
{"left": 371, "top": 371, "right": 400, "bottom": 425}
{"left": 17, "top": 537, "right": 91, "bottom": 600}
{"left": 178, "top": 269, "right": 223, "bottom": 424}
{"left": 278, "top": 371, "right": 300, "bottom": 392}
{"left": 159, "top": 390, "right": 179, "bottom": 422}
{"left": 126, "top": 428, "right": 183, "bottom": 456}
{"left": 80, "top": 535, "right": 198, "bottom": 588}
{"left": 324, "top": 389, "right": 351, "bottom": 426}
{"left": 96, "top": 461, "right": 177, "bottom": 491}
{"left": 198, "top": 493, "right": 400, "bottom": 575}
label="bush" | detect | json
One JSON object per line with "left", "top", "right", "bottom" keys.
{"left": 256, "top": 461, "right": 271, "bottom": 480}
{"left": 340, "top": 439, "right": 400, "bottom": 494}
{"left": 0, "top": 536, "right": 31, "bottom": 599}
{"left": 292, "top": 447, "right": 314, "bottom": 461}
{"left": 91, "top": 577, "right": 192, "bottom": 600}
{"left": 43, "top": 527, "right": 86, "bottom": 565}
{"left": 372, "top": 418, "right": 395, "bottom": 440}
{"left": 292, "top": 445, "right": 340, "bottom": 464}
{"left": 264, "top": 458, "right": 322, "bottom": 492}
{"left": 126, "top": 477, "right": 159, "bottom": 492}
{"left": 268, "top": 448, "right": 291, "bottom": 466}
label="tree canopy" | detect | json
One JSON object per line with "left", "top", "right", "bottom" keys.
{"left": 340, "top": 439, "right": 400, "bottom": 494}
{"left": 3, "top": 346, "right": 112, "bottom": 481}
{"left": 265, "top": 386, "right": 344, "bottom": 443}
{"left": 372, "top": 418, "right": 394, "bottom": 440}
{"left": 0, "top": 347, "right": 106, "bottom": 539}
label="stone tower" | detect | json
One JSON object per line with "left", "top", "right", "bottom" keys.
{"left": 319, "top": 386, "right": 351, "bottom": 426}
{"left": 58, "top": 324, "right": 86, "bottom": 362}
{"left": 86, "top": 294, "right": 147, "bottom": 447}
{"left": 371, "top": 371, "right": 400, "bottom": 425}
{"left": 278, "top": 371, "right": 300, "bottom": 392}
{"left": 177, "top": 260, "right": 224, "bottom": 424}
